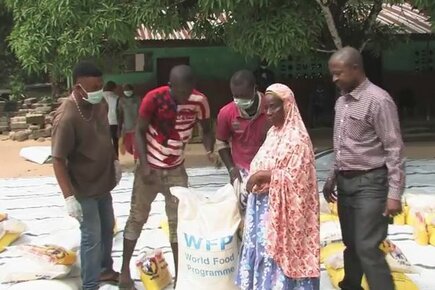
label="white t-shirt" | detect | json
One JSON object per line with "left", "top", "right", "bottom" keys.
{"left": 103, "top": 91, "right": 119, "bottom": 125}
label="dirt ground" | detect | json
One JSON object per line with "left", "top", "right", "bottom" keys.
{"left": 0, "top": 135, "right": 434, "bottom": 179}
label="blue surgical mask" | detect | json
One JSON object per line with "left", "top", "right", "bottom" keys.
{"left": 80, "top": 85, "right": 104, "bottom": 104}
{"left": 124, "top": 90, "right": 134, "bottom": 97}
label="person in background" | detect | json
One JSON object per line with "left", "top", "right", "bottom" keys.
{"left": 103, "top": 80, "right": 120, "bottom": 157}
{"left": 254, "top": 59, "right": 275, "bottom": 93}
{"left": 119, "top": 65, "right": 216, "bottom": 290}
{"left": 236, "top": 83, "right": 319, "bottom": 290}
{"left": 51, "top": 62, "right": 122, "bottom": 290}
{"left": 216, "top": 70, "right": 269, "bottom": 211}
{"left": 324, "top": 47, "right": 405, "bottom": 290}
{"left": 118, "top": 84, "right": 140, "bottom": 161}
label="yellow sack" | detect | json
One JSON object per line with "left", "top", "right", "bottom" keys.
{"left": 0, "top": 217, "right": 26, "bottom": 253}
{"left": 413, "top": 212, "right": 429, "bottom": 246}
{"left": 393, "top": 212, "right": 406, "bottom": 225}
{"left": 425, "top": 213, "right": 435, "bottom": 246}
{"left": 137, "top": 250, "right": 172, "bottom": 290}
{"left": 405, "top": 206, "right": 415, "bottom": 226}
{"left": 0, "top": 233, "right": 21, "bottom": 253}
{"left": 160, "top": 219, "right": 170, "bottom": 238}
{"left": 329, "top": 202, "right": 338, "bottom": 216}
{"left": 321, "top": 213, "right": 339, "bottom": 223}
{"left": 19, "top": 245, "right": 77, "bottom": 266}
{"left": 119, "top": 135, "right": 126, "bottom": 155}
{"left": 326, "top": 265, "right": 418, "bottom": 290}
{"left": 380, "top": 240, "right": 418, "bottom": 273}
{"left": 321, "top": 242, "right": 345, "bottom": 264}
{"left": 425, "top": 213, "right": 435, "bottom": 234}
{"left": 0, "top": 213, "right": 7, "bottom": 222}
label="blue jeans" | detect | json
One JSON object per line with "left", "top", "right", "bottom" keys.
{"left": 78, "top": 194, "right": 115, "bottom": 290}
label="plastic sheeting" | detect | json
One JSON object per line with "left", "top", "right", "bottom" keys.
{"left": 1, "top": 165, "right": 435, "bottom": 290}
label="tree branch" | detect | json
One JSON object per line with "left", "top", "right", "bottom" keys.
{"left": 311, "top": 47, "right": 337, "bottom": 54}
{"left": 316, "top": 0, "right": 343, "bottom": 49}
{"left": 359, "top": 39, "right": 370, "bottom": 53}
{"left": 359, "top": 0, "right": 383, "bottom": 52}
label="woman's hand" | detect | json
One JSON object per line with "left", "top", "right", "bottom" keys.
{"left": 246, "top": 170, "right": 272, "bottom": 192}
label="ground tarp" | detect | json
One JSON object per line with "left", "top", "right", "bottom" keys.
{"left": 1, "top": 166, "right": 435, "bottom": 290}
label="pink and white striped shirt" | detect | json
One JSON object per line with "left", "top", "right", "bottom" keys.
{"left": 332, "top": 79, "right": 405, "bottom": 200}
{"left": 139, "top": 86, "right": 210, "bottom": 169}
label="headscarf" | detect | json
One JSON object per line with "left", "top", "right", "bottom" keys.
{"left": 249, "top": 83, "right": 320, "bottom": 278}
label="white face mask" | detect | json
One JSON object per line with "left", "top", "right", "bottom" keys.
{"left": 233, "top": 89, "right": 256, "bottom": 110}
{"left": 234, "top": 98, "right": 255, "bottom": 110}
{"left": 79, "top": 85, "right": 104, "bottom": 104}
{"left": 123, "top": 90, "right": 134, "bottom": 97}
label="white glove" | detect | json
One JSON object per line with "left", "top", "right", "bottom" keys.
{"left": 65, "top": 196, "right": 83, "bottom": 223}
{"left": 114, "top": 160, "right": 122, "bottom": 184}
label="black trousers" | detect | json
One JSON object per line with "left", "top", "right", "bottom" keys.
{"left": 110, "top": 125, "right": 119, "bottom": 158}
{"left": 337, "top": 167, "right": 394, "bottom": 290}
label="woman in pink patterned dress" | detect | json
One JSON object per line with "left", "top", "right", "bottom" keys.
{"left": 236, "top": 83, "right": 320, "bottom": 290}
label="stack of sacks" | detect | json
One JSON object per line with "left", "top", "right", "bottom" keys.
{"left": 320, "top": 200, "right": 341, "bottom": 247}
{"left": 320, "top": 200, "right": 419, "bottom": 289}
{"left": 322, "top": 240, "right": 419, "bottom": 290}
{"left": 0, "top": 213, "right": 27, "bottom": 252}
{"left": 403, "top": 192, "right": 435, "bottom": 246}
{"left": 0, "top": 244, "right": 77, "bottom": 283}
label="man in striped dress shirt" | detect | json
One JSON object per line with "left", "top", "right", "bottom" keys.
{"left": 323, "top": 47, "right": 405, "bottom": 290}
{"left": 119, "top": 65, "right": 215, "bottom": 289}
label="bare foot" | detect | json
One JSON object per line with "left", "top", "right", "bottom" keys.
{"left": 119, "top": 271, "right": 135, "bottom": 290}
{"left": 100, "top": 269, "right": 119, "bottom": 284}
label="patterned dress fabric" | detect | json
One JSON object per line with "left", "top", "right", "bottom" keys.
{"left": 236, "top": 83, "right": 320, "bottom": 290}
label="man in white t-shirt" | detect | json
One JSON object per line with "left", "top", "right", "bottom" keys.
{"left": 103, "top": 81, "right": 120, "bottom": 157}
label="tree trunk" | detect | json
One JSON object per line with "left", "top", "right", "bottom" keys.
{"left": 316, "top": 0, "right": 343, "bottom": 50}
{"left": 360, "top": 0, "right": 383, "bottom": 52}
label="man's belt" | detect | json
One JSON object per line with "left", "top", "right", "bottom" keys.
{"left": 338, "top": 166, "right": 386, "bottom": 178}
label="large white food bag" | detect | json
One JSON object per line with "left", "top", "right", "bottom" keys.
{"left": 171, "top": 184, "right": 241, "bottom": 290}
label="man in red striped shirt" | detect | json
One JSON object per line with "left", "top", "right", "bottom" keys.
{"left": 119, "top": 65, "right": 215, "bottom": 289}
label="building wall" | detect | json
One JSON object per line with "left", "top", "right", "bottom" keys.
{"left": 104, "top": 45, "right": 256, "bottom": 85}
{"left": 104, "top": 45, "right": 257, "bottom": 116}
{"left": 382, "top": 38, "right": 435, "bottom": 120}
{"left": 104, "top": 38, "right": 435, "bottom": 120}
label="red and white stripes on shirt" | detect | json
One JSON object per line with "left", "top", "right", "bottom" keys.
{"left": 332, "top": 79, "right": 406, "bottom": 200}
{"left": 139, "top": 86, "right": 210, "bottom": 169}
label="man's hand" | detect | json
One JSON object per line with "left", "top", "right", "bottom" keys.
{"left": 323, "top": 177, "right": 337, "bottom": 203}
{"left": 246, "top": 170, "right": 271, "bottom": 192}
{"left": 207, "top": 152, "right": 222, "bottom": 168}
{"left": 114, "top": 160, "right": 122, "bottom": 184}
{"left": 65, "top": 196, "right": 83, "bottom": 223}
{"left": 383, "top": 198, "right": 402, "bottom": 217}
{"left": 229, "top": 167, "right": 242, "bottom": 185}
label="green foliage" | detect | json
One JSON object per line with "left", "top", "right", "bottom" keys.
{"left": 0, "top": 0, "right": 18, "bottom": 87}
{"left": 5, "top": 0, "right": 430, "bottom": 74}
{"left": 4, "top": 0, "right": 136, "bottom": 83}
{"left": 127, "top": 0, "right": 409, "bottom": 61}
{"left": 9, "top": 74, "right": 26, "bottom": 101}
{"left": 413, "top": 0, "right": 435, "bottom": 25}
